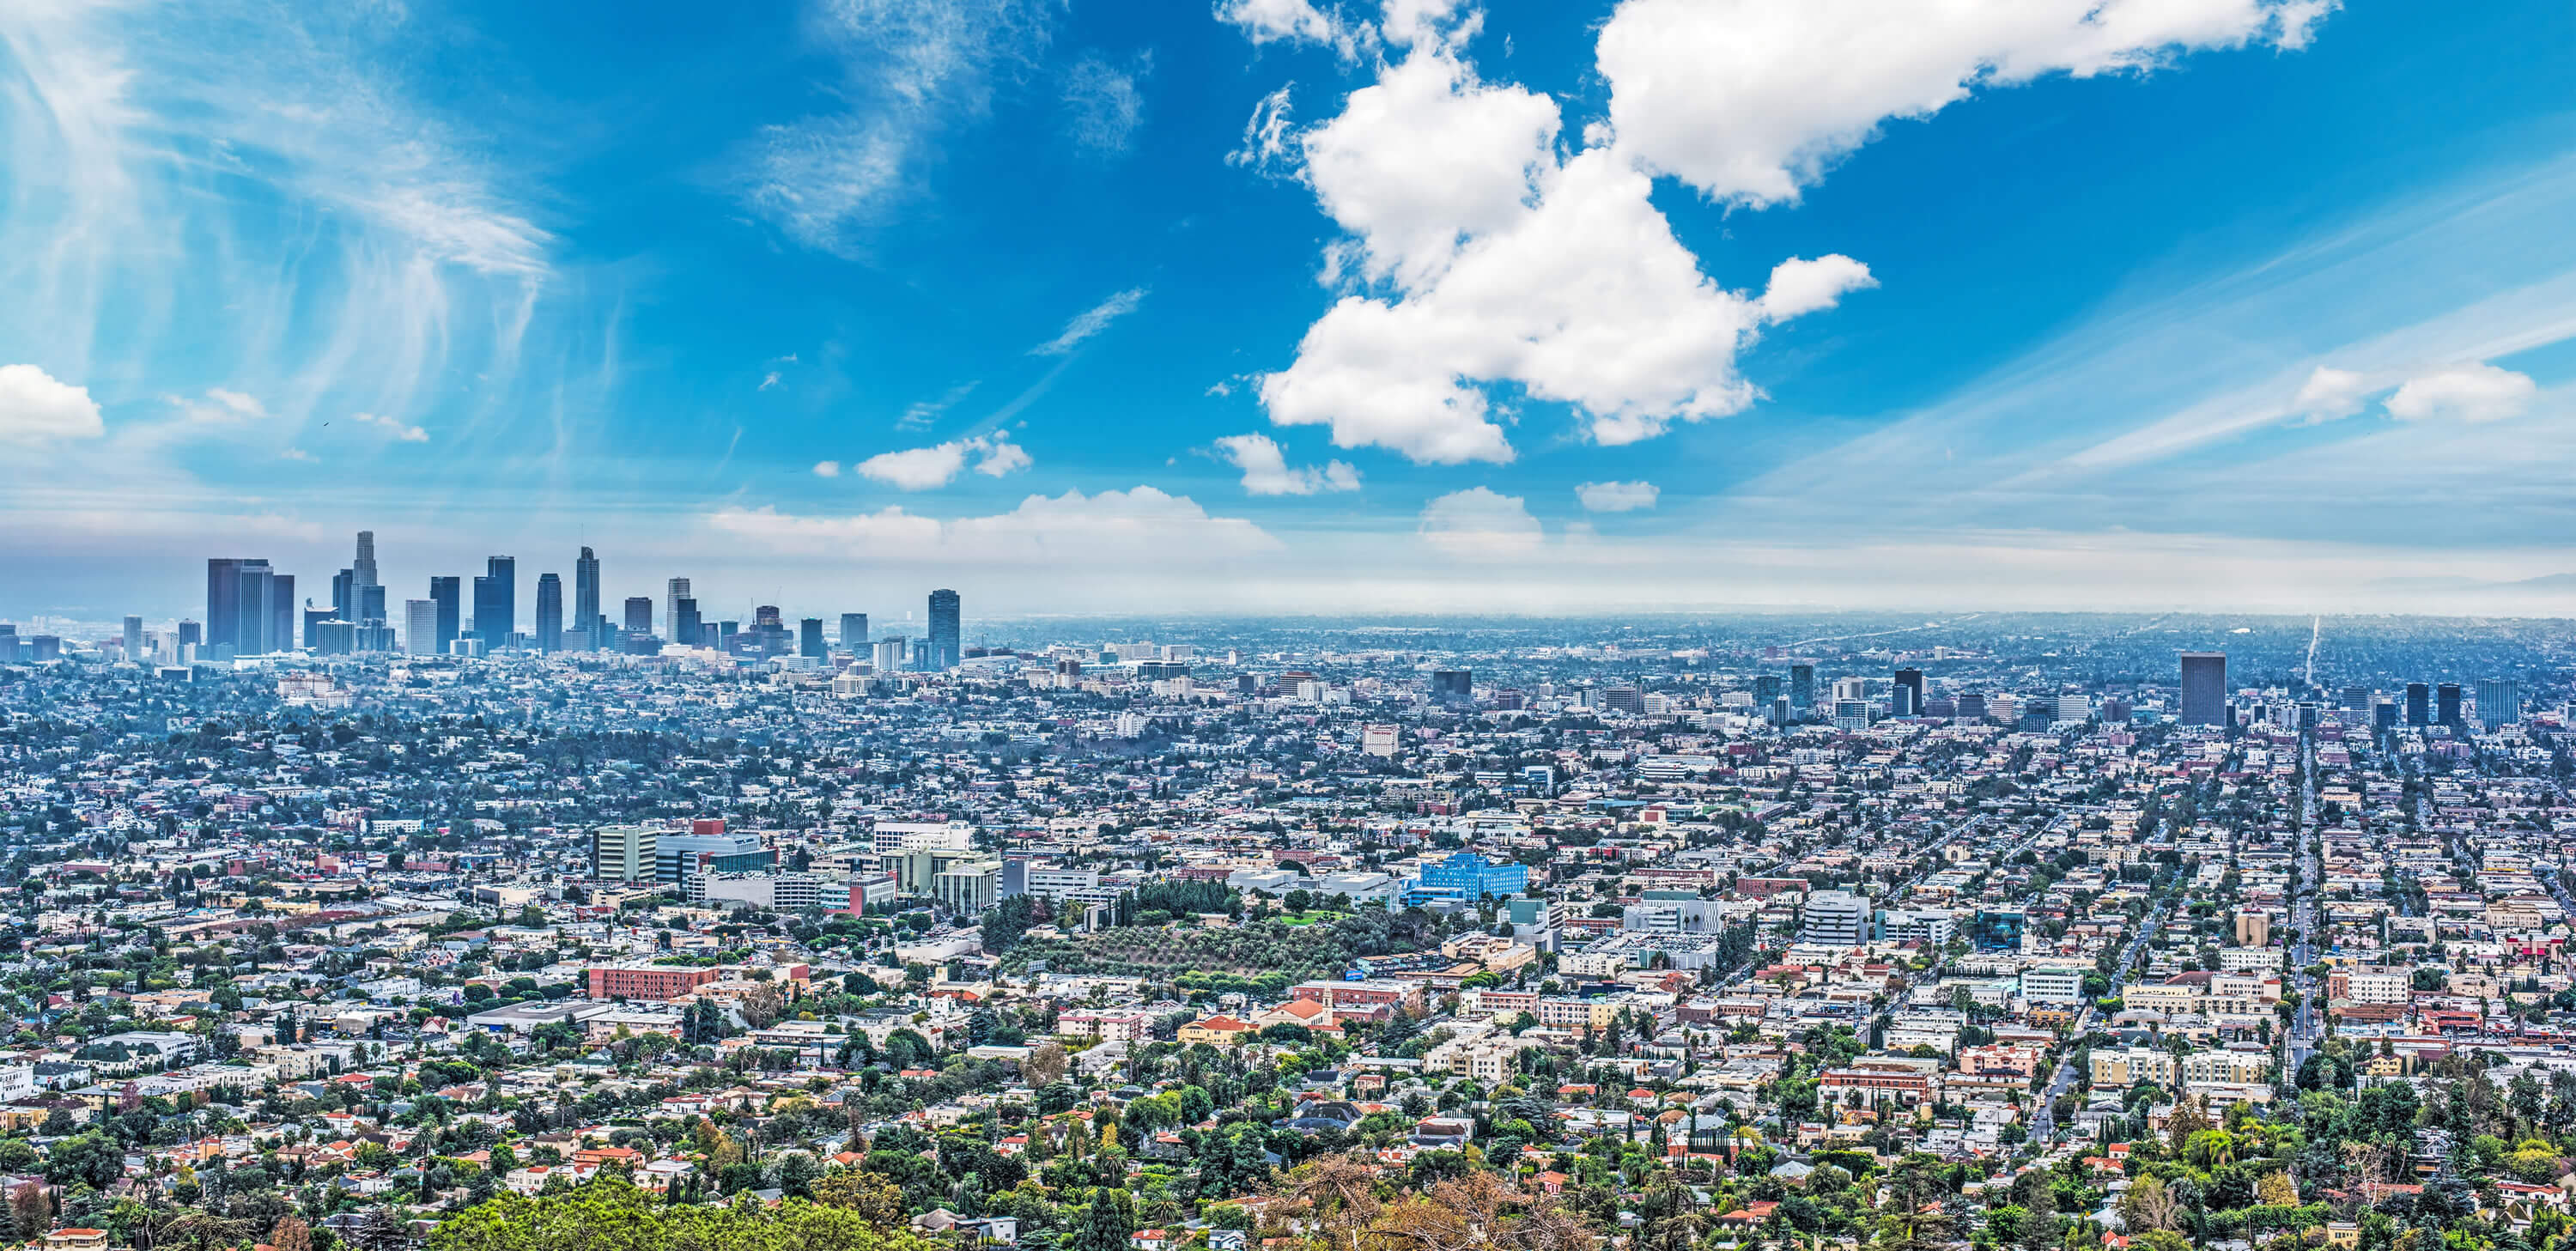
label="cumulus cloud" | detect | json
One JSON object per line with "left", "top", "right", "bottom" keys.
{"left": 2291, "top": 365, "right": 2372, "bottom": 422}
{"left": 1213, "top": 433, "right": 1362, "bottom": 495}
{"left": 1575, "top": 480, "right": 1658, "bottom": 512}
{"left": 813, "top": 459, "right": 842, "bottom": 477}
{"left": 1215, "top": 0, "right": 1364, "bottom": 58}
{"left": 1595, "top": 0, "right": 2334, "bottom": 208}
{"left": 854, "top": 433, "right": 1032, "bottom": 489}
{"left": 0, "top": 364, "right": 105, "bottom": 446}
{"left": 2385, "top": 362, "right": 2537, "bottom": 424}
{"left": 350, "top": 411, "right": 430, "bottom": 441}
{"left": 1237, "top": 0, "right": 2324, "bottom": 462}
{"left": 710, "top": 485, "right": 1282, "bottom": 564}
{"left": 1032, "top": 287, "right": 1148, "bottom": 355}
{"left": 1419, "top": 486, "right": 1542, "bottom": 559}
{"left": 1250, "top": 42, "right": 1871, "bottom": 462}
{"left": 1063, "top": 54, "right": 1147, "bottom": 155}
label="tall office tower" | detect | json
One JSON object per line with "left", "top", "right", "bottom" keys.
{"left": 2178, "top": 652, "right": 2227, "bottom": 726}
{"left": 755, "top": 604, "right": 783, "bottom": 631}
{"left": 1832, "top": 676, "right": 1868, "bottom": 702}
{"left": 271, "top": 574, "right": 295, "bottom": 653}
{"left": 302, "top": 604, "right": 337, "bottom": 648}
{"left": 2476, "top": 678, "right": 2524, "bottom": 729}
{"left": 665, "top": 578, "right": 690, "bottom": 644}
{"left": 1801, "top": 890, "right": 1872, "bottom": 946}
{"left": 2340, "top": 685, "right": 2370, "bottom": 711}
{"left": 1754, "top": 675, "right": 1782, "bottom": 705}
{"left": 2436, "top": 682, "right": 2463, "bottom": 726}
{"left": 2405, "top": 682, "right": 2430, "bottom": 726}
{"left": 1955, "top": 691, "right": 1986, "bottom": 720}
{"left": 177, "top": 619, "right": 200, "bottom": 648}
{"left": 623, "top": 597, "right": 653, "bottom": 635}
{"left": 472, "top": 556, "right": 516, "bottom": 644}
{"left": 673, "top": 597, "right": 702, "bottom": 648}
{"left": 928, "top": 588, "right": 961, "bottom": 671}
{"left": 429, "top": 577, "right": 463, "bottom": 653}
{"left": 840, "top": 612, "right": 868, "bottom": 650}
{"left": 404, "top": 600, "right": 439, "bottom": 655}
{"left": 122, "top": 616, "right": 143, "bottom": 660}
{"left": 205, "top": 558, "right": 282, "bottom": 655}
{"left": 536, "top": 574, "right": 564, "bottom": 653}
{"left": 799, "top": 617, "right": 825, "bottom": 659}
{"left": 331, "top": 568, "right": 356, "bottom": 619}
{"left": 1431, "top": 670, "right": 1473, "bottom": 705}
{"left": 574, "top": 547, "right": 602, "bottom": 644}
{"left": 1892, "top": 667, "right": 1925, "bottom": 718}
{"left": 592, "top": 825, "right": 659, "bottom": 882}
{"left": 1789, "top": 663, "right": 1815, "bottom": 710}
{"left": 351, "top": 531, "right": 385, "bottom": 621}
{"left": 874, "top": 637, "right": 908, "bottom": 672}
{"left": 353, "top": 530, "right": 379, "bottom": 588}
{"left": 718, "top": 621, "right": 740, "bottom": 651}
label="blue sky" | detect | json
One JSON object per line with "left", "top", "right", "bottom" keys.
{"left": 2, "top": 0, "right": 2571, "bottom": 622}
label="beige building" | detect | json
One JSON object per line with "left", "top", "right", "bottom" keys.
{"left": 2090, "top": 1045, "right": 2178, "bottom": 1089}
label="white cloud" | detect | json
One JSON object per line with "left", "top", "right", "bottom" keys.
{"left": 1419, "top": 486, "right": 1541, "bottom": 559}
{"left": 1213, "top": 433, "right": 1362, "bottom": 495}
{"left": 2385, "top": 362, "right": 2537, "bottom": 424}
{"left": 1228, "top": 85, "right": 1299, "bottom": 175}
{"left": 733, "top": 0, "right": 1056, "bottom": 255}
{"left": 711, "top": 485, "right": 1281, "bottom": 565}
{"left": 278, "top": 447, "right": 313, "bottom": 462}
{"left": 167, "top": 388, "right": 270, "bottom": 424}
{"left": 900, "top": 380, "right": 980, "bottom": 428}
{"left": 1756, "top": 256, "right": 1879, "bottom": 323}
{"left": 1595, "top": 0, "right": 2333, "bottom": 208}
{"left": 1063, "top": 54, "right": 1146, "bottom": 155}
{"left": 813, "top": 459, "right": 842, "bottom": 477}
{"left": 1249, "top": 40, "right": 1871, "bottom": 462}
{"left": 0, "top": 364, "right": 103, "bottom": 446}
{"left": 1032, "top": 287, "right": 1148, "bottom": 355}
{"left": 2290, "top": 366, "right": 2372, "bottom": 421}
{"left": 1215, "top": 0, "right": 1362, "bottom": 58}
{"left": 854, "top": 433, "right": 1033, "bottom": 489}
{"left": 1575, "top": 480, "right": 1658, "bottom": 512}
{"left": 350, "top": 411, "right": 430, "bottom": 442}
{"left": 974, "top": 435, "right": 1033, "bottom": 477}
{"left": 759, "top": 371, "right": 782, "bottom": 392}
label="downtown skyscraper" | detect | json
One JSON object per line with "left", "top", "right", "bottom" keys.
{"left": 927, "top": 588, "right": 960, "bottom": 671}
{"left": 574, "top": 546, "right": 602, "bottom": 646}
{"left": 536, "top": 574, "right": 564, "bottom": 653}
{"left": 205, "top": 558, "right": 293, "bottom": 657}
{"left": 472, "top": 556, "right": 515, "bottom": 645}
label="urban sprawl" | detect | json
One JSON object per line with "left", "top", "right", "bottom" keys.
{"left": 3, "top": 536, "right": 2574, "bottom": 1251}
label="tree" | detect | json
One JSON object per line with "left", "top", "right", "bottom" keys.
{"left": 811, "top": 1169, "right": 906, "bottom": 1224}
{"left": 1072, "top": 1187, "right": 1136, "bottom": 1251}
{"left": 2121, "top": 1175, "right": 2182, "bottom": 1234}
{"left": 270, "top": 1215, "right": 314, "bottom": 1251}
{"left": 1024, "top": 1043, "right": 1071, "bottom": 1087}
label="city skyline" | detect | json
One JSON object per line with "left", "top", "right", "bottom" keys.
{"left": 0, "top": 3, "right": 2570, "bottom": 616}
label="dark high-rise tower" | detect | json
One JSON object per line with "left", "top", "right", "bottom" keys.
{"left": 840, "top": 612, "right": 868, "bottom": 650}
{"left": 2179, "top": 652, "right": 2227, "bottom": 726}
{"left": 574, "top": 547, "right": 601, "bottom": 646}
{"left": 2436, "top": 682, "right": 2463, "bottom": 727}
{"left": 1892, "top": 668, "right": 1925, "bottom": 719}
{"left": 623, "top": 597, "right": 653, "bottom": 635}
{"left": 1789, "top": 663, "right": 1814, "bottom": 711}
{"left": 2405, "top": 682, "right": 2430, "bottom": 726}
{"left": 927, "top": 588, "right": 961, "bottom": 671}
{"left": 429, "top": 576, "right": 462, "bottom": 653}
{"left": 206, "top": 558, "right": 289, "bottom": 656}
{"left": 799, "top": 618, "right": 825, "bottom": 659}
{"left": 1431, "top": 670, "right": 1472, "bottom": 706}
{"left": 472, "top": 556, "right": 515, "bottom": 644}
{"left": 674, "top": 597, "right": 702, "bottom": 648}
{"left": 536, "top": 574, "right": 563, "bottom": 653}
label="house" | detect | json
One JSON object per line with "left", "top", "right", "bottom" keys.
{"left": 1177, "top": 1016, "right": 1255, "bottom": 1046}
{"left": 43, "top": 1231, "right": 112, "bottom": 1251}
{"left": 1132, "top": 1230, "right": 1172, "bottom": 1251}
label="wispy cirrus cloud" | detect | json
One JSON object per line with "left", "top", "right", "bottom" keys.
{"left": 732, "top": 0, "right": 1058, "bottom": 257}
{"left": 1063, "top": 53, "right": 1148, "bottom": 155}
{"left": 1032, "top": 287, "right": 1149, "bottom": 356}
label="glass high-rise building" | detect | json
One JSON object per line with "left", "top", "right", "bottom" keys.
{"left": 927, "top": 588, "right": 961, "bottom": 671}
{"left": 1892, "top": 667, "right": 1925, "bottom": 718}
{"left": 574, "top": 547, "right": 602, "bottom": 645}
{"left": 429, "top": 577, "right": 462, "bottom": 653}
{"left": 2437, "top": 683, "right": 2463, "bottom": 726}
{"left": 665, "top": 578, "right": 690, "bottom": 645}
{"left": 204, "top": 558, "right": 291, "bottom": 656}
{"left": 1789, "top": 663, "right": 1814, "bottom": 710}
{"left": 471, "top": 556, "right": 515, "bottom": 644}
{"left": 799, "top": 617, "right": 825, "bottom": 659}
{"left": 404, "top": 599, "right": 440, "bottom": 655}
{"left": 623, "top": 597, "right": 653, "bottom": 635}
{"left": 2178, "top": 652, "right": 2227, "bottom": 726}
{"left": 2476, "top": 678, "right": 2523, "bottom": 729}
{"left": 2405, "top": 682, "right": 2430, "bottom": 726}
{"left": 840, "top": 612, "right": 868, "bottom": 650}
{"left": 536, "top": 574, "right": 564, "bottom": 653}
